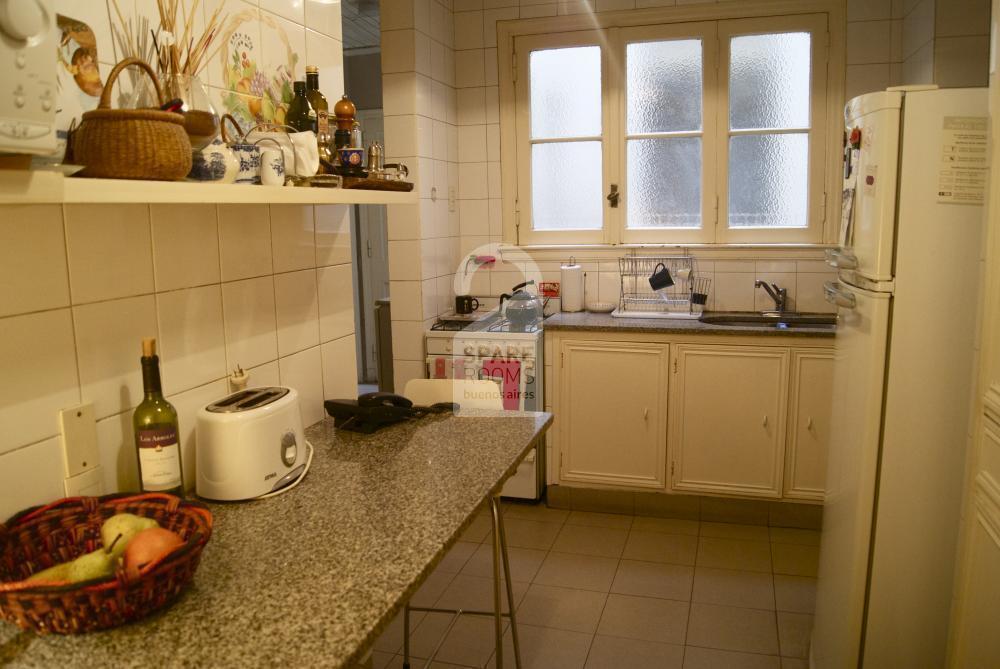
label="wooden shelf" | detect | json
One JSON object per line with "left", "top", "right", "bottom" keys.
{"left": 0, "top": 170, "right": 417, "bottom": 206}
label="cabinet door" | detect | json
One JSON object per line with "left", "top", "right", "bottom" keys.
{"left": 559, "top": 340, "right": 669, "bottom": 488}
{"left": 784, "top": 350, "right": 833, "bottom": 501}
{"left": 670, "top": 345, "right": 789, "bottom": 497}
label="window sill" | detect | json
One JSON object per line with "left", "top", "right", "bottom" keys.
{"left": 497, "top": 242, "right": 836, "bottom": 261}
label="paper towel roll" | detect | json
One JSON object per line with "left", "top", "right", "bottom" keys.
{"left": 561, "top": 261, "right": 584, "bottom": 312}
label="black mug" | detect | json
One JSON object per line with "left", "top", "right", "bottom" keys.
{"left": 455, "top": 295, "right": 480, "bottom": 314}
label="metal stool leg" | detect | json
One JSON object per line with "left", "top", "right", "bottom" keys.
{"left": 402, "top": 602, "right": 411, "bottom": 669}
{"left": 489, "top": 494, "right": 522, "bottom": 669}
{"left": 489, "top": 497, "right": 505, "bottom": 668}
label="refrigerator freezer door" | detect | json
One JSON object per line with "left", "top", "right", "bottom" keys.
{"left": 812, "top": 283, "right": 891, "bottom": 669}
{"left": 840, "top": 91, "right": 903, "bottom": 284}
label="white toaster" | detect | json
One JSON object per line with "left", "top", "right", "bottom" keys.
{"left": 195, "top": 387, "right": 310, "bottom": 501}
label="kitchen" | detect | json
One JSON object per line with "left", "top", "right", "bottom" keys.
{"left": 1, "top": 0, "right": 998, "bottom": 667}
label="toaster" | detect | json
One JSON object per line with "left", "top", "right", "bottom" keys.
{"left": 195, "top": 387, "right": 310, "bottom": 501}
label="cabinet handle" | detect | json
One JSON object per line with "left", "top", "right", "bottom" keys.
{"left": 643, "top": 407, "right": 649, "bottom": 420}
{"left": 807, "top": 417, "right": 813, "bottom": 430}
{"left": 762, "top": 415, "right": 768, "bottom": 428}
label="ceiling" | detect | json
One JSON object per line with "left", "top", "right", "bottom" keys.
{"left": 341, "top": 0, "right": 380, "bottom": 52}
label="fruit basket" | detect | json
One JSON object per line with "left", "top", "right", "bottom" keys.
{"left": 0, "top": 493, "right": 212, "bottom": 634}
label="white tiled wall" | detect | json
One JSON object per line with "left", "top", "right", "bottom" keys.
{"left": 0, "top": 204, "right": 359, "bottom": 519}
{"left": 382, "top": 0, "right": 461, "bottom": 391}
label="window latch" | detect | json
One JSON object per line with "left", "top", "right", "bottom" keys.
{"left": 606, "top": 184, "right": 619, "bottom": 208}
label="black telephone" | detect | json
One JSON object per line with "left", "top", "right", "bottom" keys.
{"left": 324, "top": 392, "right": 458, "bottom": 433}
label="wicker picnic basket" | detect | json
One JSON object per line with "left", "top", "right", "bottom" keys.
{"left": 73, "top": 57, "right": 193, "bottom": 180}
{"left": 0, "top": 493, "right": 212, "bottom": 634}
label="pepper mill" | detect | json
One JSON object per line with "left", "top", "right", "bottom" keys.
{"left": 333, "top": 95, "right": 357, "bottom": 152}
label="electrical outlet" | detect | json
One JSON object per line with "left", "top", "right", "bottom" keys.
{"left": 59, "top": 404, "right": 99, "bottom": 478}
{"left": 448, "top": 186, "right": 457, "bottom": 212}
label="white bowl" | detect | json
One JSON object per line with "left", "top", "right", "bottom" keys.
{"left": 586, "top": 302, "right": 616, "bottom": 313}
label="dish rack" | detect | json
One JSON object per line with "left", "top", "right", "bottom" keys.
{"left": 612, "top": 255, "right": 711, "bottom": 319}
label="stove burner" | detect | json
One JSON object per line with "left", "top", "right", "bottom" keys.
{"left": 430, "top": 320, "right": 471, "bottom": 331}
{"left": 485, "top": 318, "right": 541, "bottom": 333}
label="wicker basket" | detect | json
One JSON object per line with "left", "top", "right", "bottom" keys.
{"left": 0, "top": 493, "right": 212, "bottom": 634}
{"left": 73, "top": 58, "right": 193, "bottom": 180}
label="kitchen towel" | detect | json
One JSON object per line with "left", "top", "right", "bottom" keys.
{"left": 560, "top": 260, "right": 584, "bottom": 312}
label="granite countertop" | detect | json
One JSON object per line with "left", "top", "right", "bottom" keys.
{"left": 545, "top": 311, "right": 836, "bottom": 337}
{"left": 0, "top": 411, "right": 552, "bottom": 668}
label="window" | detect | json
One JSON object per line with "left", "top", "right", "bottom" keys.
{"left": 508, "top": 13, "right": 831, "bottom": 245}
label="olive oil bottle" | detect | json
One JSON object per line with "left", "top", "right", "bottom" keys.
{"left": 133, "top": 338, "right": 184, "bottom": 495}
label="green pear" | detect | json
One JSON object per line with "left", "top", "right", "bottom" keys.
{"left": 101, "top": 513, "right": 158, "bottom": 560}
{"left": 27, "top": 562, "right": 72, "bottom": 582}
{"left": 64, "top": 533, "right": 124, "bottom": 584}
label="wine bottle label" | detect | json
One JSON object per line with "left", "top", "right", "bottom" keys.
{"left": 317, "top": 110, "right": 329, "bottom": 137}
{"left": 137, "top": 427, "right": 182, "bottom": 491}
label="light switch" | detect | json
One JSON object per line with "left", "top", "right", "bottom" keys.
{"left": 59, "top": 404, "right": 99, "bottom": 478}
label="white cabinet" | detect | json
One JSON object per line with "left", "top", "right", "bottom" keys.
{"left": 669, "top": 344, "right": 789, "bottom": 498}
{"left": 784, "top": 350, "right": 833, "bottom": 501}
{"left": 557, "top": 340, "right": 670, "bottom": 489}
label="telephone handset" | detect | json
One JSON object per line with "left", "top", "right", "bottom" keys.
{"left": 357, "top": 392, "right": 413, "bottom": 409}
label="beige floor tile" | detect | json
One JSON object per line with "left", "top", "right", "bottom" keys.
{"left": 631, "top": 516, "right": 700, "bottom": 536}
{"left": 780, "top": 657, "right": 809, "bottom": 669}
{"left": 692, "top": 567, "right": 775, "bottom": 610}
{"left": 489, "top": 623, "right": 594, "bottom": 669}
{"left": 373, "top": 610, "right": 425, "bottom": 654}
{"left": 423, "top": 613, "right": 503, "bottom": 667}
{"left": 515, "top": 584, "right": 608, "bottom": 633}
{"left": 371, "top": 650, "right": 395, "bottom": 669}
{"left": 459, "top": 514, "right": 492, "bottom": 543}
{"left": 623, "top": 530, "right": 699, "bottom": 566}
{"left": 696, "top": 537, "right": 772, "bottom": 573}
{"left": 435, "top": 541, "right": 479, "bottom": 574}
{"left": 585, "top": 635, "right": 684, "bottom": 669}
{"left": 777, "top": 612, "right": 813, "bottom": 659}
{"left": 596, "top": 593, "right": 689, "bottom": 645}
{"left": 504, "top": 502, "right": 570, "bottom": 524}
{"left": 434, "top": 574, "right": 529, "bottom": 613}
{"left": 686, "top": 602, "right": 779, "bottom": 655}
{"left": 701, "top": 522, "right": 771, "bottom": 542}
{"left": 502, "top": 517, "right": 564, "bottom": 550}
{"left": 566, "top": 510, "right": 634, "bottom": 530}
{"left": 460, "top": 543, "right": 547, "bottom": 583}
{"left": 411, "top": 570, "right": 458, "bottom": 608}
{"left": 682, "top": 646, "right": 780, "bottom": 669}
{"left": 773, "top": 575, "right": 817, "bottom": 614}
{"left": 611, "top": 560, "right": 694, "bottom": 601}
{"left": 769, "top": 528, "right": 821, "bottom": 546}
{"left": 552, "top": 524, "right": 629, "bottom": 558}
{"left": 534, "top": 552, "right": 620, "bottom": 592}
{"left": 771, "top": 544, "right": 819, "bottom": 577}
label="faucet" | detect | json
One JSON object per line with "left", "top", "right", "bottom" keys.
{"left": 755, "top": 280, "right": 788, "bottom": 313}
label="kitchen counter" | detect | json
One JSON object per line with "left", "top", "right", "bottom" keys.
{"left": 545, "top": 311, "right": 836, "bottom": 337}
{"left": 0, "top": 411, "right": 552, "bottom": 668}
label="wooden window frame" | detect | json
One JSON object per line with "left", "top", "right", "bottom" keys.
{"left": 498, "top": 0, "right": 846, "bottom": 248}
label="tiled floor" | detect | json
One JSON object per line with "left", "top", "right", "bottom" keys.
{"left": 370, "top": 503, "right": 820, "bottom": 669}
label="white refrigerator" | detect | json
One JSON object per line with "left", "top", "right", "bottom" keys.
{"left": 812, "top": 87, "right": 988, "bottom": 668}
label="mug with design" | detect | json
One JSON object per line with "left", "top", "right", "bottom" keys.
{"left": 261, "top": 149, "right": 285, "bottom": 186}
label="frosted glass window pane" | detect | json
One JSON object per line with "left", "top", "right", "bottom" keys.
{"left": 728, "top": 133, "right": 808, "bottom": 228}
{"left": 730, "top": 33, "right": 811, "bottom": 131}
{"left": 530, "top": 47, "right": 602, "bottom": 139}
{"left": 627, "top": 39, "right": 702, "bottom": 134}
{"left": 627, "top": 138, "right": 701, "bottom": 228}
{"left": 532, "top": 142, "right": 603, "bottom": 230}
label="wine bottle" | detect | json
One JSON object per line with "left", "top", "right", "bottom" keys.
{"left": 305, "top": 66, "right": 333, "bottom": 166}
{"left": 133, "top": 338, "right": 184, "bottom": 496}
{"left": 286, "top": 81, "right": 314, "bottom": 133}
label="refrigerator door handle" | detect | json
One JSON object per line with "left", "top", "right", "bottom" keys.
{"left": 825, "top": 248, "right": 859, "bottom": 270}
{"left": 824, "top": 281, "right": 858, "bottom": 309}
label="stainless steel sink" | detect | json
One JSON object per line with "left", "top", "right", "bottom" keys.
{"left": 699, "top": 312, "right": 837, "bottom": 331}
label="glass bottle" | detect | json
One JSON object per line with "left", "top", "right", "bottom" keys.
{"left": 133, "top": 338, "right": 184, "bottom": 496}
{"left": 285, "top": 81, "right": 314, "bottom": 133}
{"left": 305, "top": 66, "right": 333, "bottom": 166}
